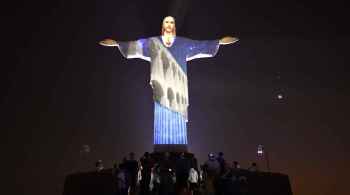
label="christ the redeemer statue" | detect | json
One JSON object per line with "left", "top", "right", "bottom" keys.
{"left": 100, "top": 16, "right": 238, "bottom": 151}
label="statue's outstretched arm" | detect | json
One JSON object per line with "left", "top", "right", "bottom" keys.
{"left": 99, "top": 38, "right": 150, "bottom": 61}
{"left": 219, "top": 36, "right": 239, "bottom": 45}
{"left": 99, "top": 38, "right": 119, "bottom": 47}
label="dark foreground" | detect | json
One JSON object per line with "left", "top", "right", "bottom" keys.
{"left": 63, "top": 169, "right": 292, "bottom": 195}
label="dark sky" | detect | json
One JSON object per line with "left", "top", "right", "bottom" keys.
{"left": 4, "top": 0, "right": 350, "bottom": 195}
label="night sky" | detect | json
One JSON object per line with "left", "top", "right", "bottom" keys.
{"left": 4, "top": 0, "right": 350, "bottom": 195}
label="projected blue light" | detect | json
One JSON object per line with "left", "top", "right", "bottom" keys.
{"left": 154, "top": 102, "right": 187, "bottom": 144}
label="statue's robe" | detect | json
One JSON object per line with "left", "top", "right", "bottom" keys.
{"left": 117, "top": 36, "right": 219, "bottom": 145}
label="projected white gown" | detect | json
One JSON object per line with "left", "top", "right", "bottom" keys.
{"left": 117, "top": 36, "right": 219, "bottom": 145}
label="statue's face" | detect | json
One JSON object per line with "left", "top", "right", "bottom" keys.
{"left": 162, "top": 16, "right": 176, "bottom": 35}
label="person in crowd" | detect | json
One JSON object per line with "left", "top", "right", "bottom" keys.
{"left": 198, "top": 164, "right": 207, "bottom": 194}
{"left": 95, "top": 160, "right": 104, "bottom": 172}
{"left": 203, "top": 153, "right": 220, "bottom": 195}
{"left": 137, "top": 161, "right": 143, "bottom": 186}
{"left": 117, "top": 163, "right": 128, "bottom": 195}
{"left": 161, "top": 152, "right": 174, "bottom": 171}
{"left": 219, "top": 162, "right": 236, "bottom": 195}
{"left": 112, "top": 161, "right": 120, "bottom": 195}
{"left": 220, "top": 161, "right": 233, "bottom": 179}
{"left": 175, "top": 152, "right": 191, "bottom": 195}
{"left": 232, "top": 161, "right": 241, "bottom": 170}
{"left": 248, "top": 162, "right": 259, "bottom": 172}
{"left": 125, "top": 152, "right": 139, "bottom": 195}
{"left": 216, "top": 152, "right": 226, "bottom": 175}
{"left": 140, "top": 152, "right": 153, "bottom": 195}
{"left": 132, "top": 161, "right": 143, "bottom": 195}
{"left": 214, "top": 152, "right": 226, "bottom": 195}
{"left": 205, "top": 153, "right": 220, "bottom": 176}
{"left": 149, "top": 163, "right": 161, "bottom": 195}
{"left": 188, "top": 166, "right": 199, "bottom": 195}
{"left": 160, "top": 152, "right": 174, "bottom": 194}
{"left": 158, "top": 152, "right": 176, "bottom": 195}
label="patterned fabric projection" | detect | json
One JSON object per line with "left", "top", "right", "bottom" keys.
{"left": 154, "top": 102, "right": 187, "bottom": 144}
{"left": 117, "top": 36, "right": 219, "bottom": 145}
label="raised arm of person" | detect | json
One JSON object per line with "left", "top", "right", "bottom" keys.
{"left": 99, "top": 38, "right": 151, "bottom": 61}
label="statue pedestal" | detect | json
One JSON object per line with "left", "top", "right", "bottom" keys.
{"left": 153, "top": 144, "right": 188, "bottom": 153}
{"left": 152, "top": 144, "right": 194, "bottom": 171}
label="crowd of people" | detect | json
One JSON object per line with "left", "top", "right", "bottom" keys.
{"left": 95, "top": 152, "right": 260, "bottom": 195}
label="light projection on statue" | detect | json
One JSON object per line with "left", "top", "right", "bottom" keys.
{"left": 99, "top": 16, "right": 238, "bottom": 147}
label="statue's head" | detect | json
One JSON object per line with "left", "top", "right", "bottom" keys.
{"left": 161, "top": 16, "right": 176, "bottom": 36}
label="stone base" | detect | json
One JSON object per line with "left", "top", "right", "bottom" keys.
{"left": 153, "top": 144, "right": 188, "bottom": 153}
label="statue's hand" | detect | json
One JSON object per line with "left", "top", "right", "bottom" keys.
{"left": 99, "top": 38, "right": 118, "bottom": 47}
{"left": 219, "top": 36, "right": 239, "bottom": 45}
